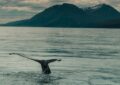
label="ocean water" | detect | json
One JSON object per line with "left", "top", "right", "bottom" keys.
{"left": 0, "top": 27, "right": 120, "bottom": 85}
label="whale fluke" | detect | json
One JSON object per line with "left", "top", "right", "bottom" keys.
{"left": 9, "top": 53, "right": 61, "bottom": 74}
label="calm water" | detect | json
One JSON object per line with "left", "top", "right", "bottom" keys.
{"left": 0, "top": 27, "right": 120, "bottom": 85}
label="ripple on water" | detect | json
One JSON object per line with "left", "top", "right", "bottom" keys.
{"left": 0, "top": 71, "right": 65, "bottom": 85}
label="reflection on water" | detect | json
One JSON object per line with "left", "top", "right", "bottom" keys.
{"left": 0, "top": 27, "right": 120, "bottom": 85}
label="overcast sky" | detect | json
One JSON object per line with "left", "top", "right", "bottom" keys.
{"left": 0, "top": 0, "right": 120, "bottom": 23}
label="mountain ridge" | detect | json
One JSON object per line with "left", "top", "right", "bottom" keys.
{"left": 2, "top": 3, "right": 120, "bottom": 28}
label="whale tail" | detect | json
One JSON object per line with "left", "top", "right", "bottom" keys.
{"left": 9, "top": 53, "right": 61, "bottom": 74}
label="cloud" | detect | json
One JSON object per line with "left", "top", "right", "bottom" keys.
{"left": 1, "top": 6, "right": 34, "bottom": 12}
{"left": 1, "top": 0, "right": 120, "bottom": 10}
{"left": 22, "top": 0, "right": 49, "bottom": 4}
{"left": 32, "top": 0, "right": 120, "bottom": 10}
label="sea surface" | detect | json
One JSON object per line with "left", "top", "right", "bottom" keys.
{"left": 0, "top": 27, "right": 120, "bottom": 85}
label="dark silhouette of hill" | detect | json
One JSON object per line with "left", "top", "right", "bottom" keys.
{"left": 2, "top": 3, "right": 120, "bottom": 28}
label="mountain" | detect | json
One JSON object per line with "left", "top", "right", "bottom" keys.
{"left": 3, "top": 3, "right": 120, "bottom": 28}
{"left": 84, "top": 4, "right": 120, "bottom": 27}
